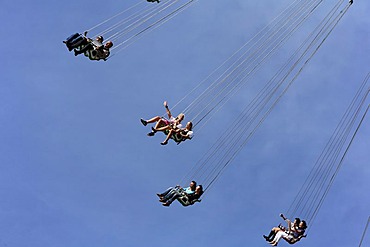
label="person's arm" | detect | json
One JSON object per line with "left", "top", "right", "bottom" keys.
{"left": 164, "top": 101, "right": 172, "bottom": 118}
{"left": 280, "top": 213, "right": 287, "bottom": 221}
{"left": 179, "top": 131, "right": 191, "bottom": 139}
{"left": 279, "top": 214, "right": 292, "bottom": 231}
{"left": 280, "top": 213, "right": 291, "bottom": 224}
{"left": 287, "top": 234, "right": 306, "bottom": 244}
{"left": 173, "top": 128, "right": 182, "bottom": 133}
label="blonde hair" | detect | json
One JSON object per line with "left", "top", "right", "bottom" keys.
{"left": 177, "top": 113, "right": 185, "bottom": 121}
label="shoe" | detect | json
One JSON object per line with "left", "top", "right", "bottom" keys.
{"left": 140, "top": 118, "right": 147, "bottom": 126}
{"left": 63, "top": 40, "right": 67, "bottom": 44}
{"left": 156, "top": 193, "right": 162, "bottom": 197}
{"left": 65, "top": 44, "right": 73, "bottom": 51}
{"left": 74, "top": 50, "right": 79, "bottom": 56}
{"left": 147, "top": 132, "right": 155, "bottom": 136}
{"left": 160, "top": 141, "right": 168, "bottom": 145}
{"left": 159, "top": 198, "right": 166, "bottom": 202}
{"left": 263, "top": 235, "right": 269, "bottom": 241}
{"left": 162, "top": 202, "right": 170, "bottom": 207}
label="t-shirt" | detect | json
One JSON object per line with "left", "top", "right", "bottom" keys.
{"left": 187, "top": 131, "right": 194, "bottom": 139}
{"left": 183, "top": 187, "right": 195, "bottom": 195}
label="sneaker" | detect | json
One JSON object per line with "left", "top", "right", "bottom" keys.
{"left": 140, "top": 118, "right": 147, "bottom": 126}
{"left": 147, "top": 132, "right": 155, "bottom": 136}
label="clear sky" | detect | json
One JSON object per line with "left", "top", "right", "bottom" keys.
{"left": 0, "top": 0, "right": 369, "bottom": 247}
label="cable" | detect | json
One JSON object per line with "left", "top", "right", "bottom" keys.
{"left": 359, "top": 216, "right": 370, "bottom": 247}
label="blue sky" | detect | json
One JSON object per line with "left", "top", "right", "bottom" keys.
{"left": 0, "top": 0, "right": 369, "bottom": 247}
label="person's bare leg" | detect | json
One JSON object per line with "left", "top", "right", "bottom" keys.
{"left": 141, "top": 116, "right": 161, "bottom": 127}
{"left": 147, "top": 119, "right": 168, "bottom": 136}
{"left": 154, "top": 120, "right": 170, "bottom": 131}
{"left": 161, "top": 129, "right": 175, "bottom": 145}
{"left": 147, "top": 116, "right": 161, "bottom": 123}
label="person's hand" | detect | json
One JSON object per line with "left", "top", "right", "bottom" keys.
{"left": 280, "top": 213, "right": 287, "bottom": 220}
{"left": 164, "top": 101, "right": 168, "bottom": 108}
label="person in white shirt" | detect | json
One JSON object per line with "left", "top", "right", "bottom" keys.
{"left": 160, "top": 121, "right": 193, "bottom": 145}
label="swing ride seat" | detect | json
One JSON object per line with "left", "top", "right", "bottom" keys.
{"left": 176, "top": 190, "right": 201, "bottom": 207}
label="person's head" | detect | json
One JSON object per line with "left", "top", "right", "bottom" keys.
{"left": 190, "top": 180, "right": 197, "bottom": 190}
{"left": 195, "top": 185, "right": 203, "bottom": 196}
{"left": 293, "top": 218, "right": 301, "bottom": 226}
{"left": 105, "top": 41, "right": 113, "bottom": 49}
{"left": 176, "top": 113, "right": 185, "bottom": 122}
{"left": 299, "top": 220, "right": 307, "bottom": 229}
{"left": 96, "top": 36, "right": 104, "bottom": 43}
{"left": 186, "top": 121, "right": 193, "bottom": 130}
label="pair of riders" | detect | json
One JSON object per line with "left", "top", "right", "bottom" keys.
{"left": 140, "top": 101, "right": 193, "bottom": 145}
{"left": 263, "top": 213, "right": 307, "bottom": 246}
{"left": 63, "top": 32, "right": 113, "bottom": 61}
{"left": 156, "top": 181, "right": 203, "bottom": 207}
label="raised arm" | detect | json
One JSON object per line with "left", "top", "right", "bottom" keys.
{"left": 280, "top": 213, "right": 292, "bottom": 230}
{"left": 279, "top": 213, "right": 287, "bottom": 220}
{"left": 164, "top": 101, "right": 172, "bottom": 118}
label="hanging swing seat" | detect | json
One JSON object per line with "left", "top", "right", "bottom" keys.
{"left": 176, "top": 190, "right": 202, "bottom": 207}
